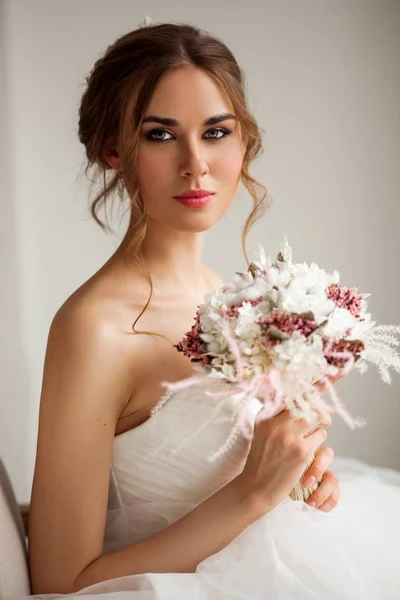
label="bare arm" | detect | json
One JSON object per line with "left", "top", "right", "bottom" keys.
{"left": 75, "top": 477, "right": 260, "bottom": 591}
{"left": 29, "top": 302, "right": 263, "bottom": 595}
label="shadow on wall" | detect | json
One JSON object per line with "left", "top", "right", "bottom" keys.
{"left": 0, "top": 0, "right": 31, "bottom": 502}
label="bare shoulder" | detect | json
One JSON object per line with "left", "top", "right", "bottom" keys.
{"left": 202, "top": 263, "right": 226, "bottom": 289}
{"left": 45, "top": 279, "right": 141, "bottom": 418}
{"left": 52, "top": 282, "right": 127, "bottom": 347}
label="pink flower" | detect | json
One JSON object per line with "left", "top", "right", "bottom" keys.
{"left": 174, "top": 312, "right": 212, "bottom": 365}
{"left": 260, "top": 312, "right": 318, "bottom": 347}
{"left": 326, "top": 283, "right": 363, "bottom": 319}
{"left": 323, "top": 338, "right": 365, "bottom": 368}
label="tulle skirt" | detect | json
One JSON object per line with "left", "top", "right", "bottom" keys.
{"left": 23, "top": 456, "right": 400, "bottom": 600}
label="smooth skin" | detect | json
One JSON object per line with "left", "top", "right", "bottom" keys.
{"left": 28, "top": 67, "right": 340, "bottom": 594}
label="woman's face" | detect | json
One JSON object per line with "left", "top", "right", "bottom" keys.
{"left": 135, "top": 67, "right": 244, "bottom": 233}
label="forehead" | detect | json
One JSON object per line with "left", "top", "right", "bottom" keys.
{"left": 145, "top": 67, "right": 235, "bottom": 122}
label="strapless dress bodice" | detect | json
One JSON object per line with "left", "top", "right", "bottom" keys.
{"left": 103, "top": 381, "right": 262, "bottom": 554}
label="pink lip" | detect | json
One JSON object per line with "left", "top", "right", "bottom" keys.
{"left": 174, "top": 189, "right": 214, "bottom": 199}
{"left": 174, "top": 194, "right": 214, "bottom": 208}
{"left": 173, "top": 189, "right": 215, "bottom": 208}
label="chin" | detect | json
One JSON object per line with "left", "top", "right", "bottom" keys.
{"left": 168, "top": 215, "right": 220, "bottom": 234}
{"left": 148, "top": 202, "right": 231, "bottom": 233}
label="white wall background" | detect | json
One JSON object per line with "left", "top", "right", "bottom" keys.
{"left": 1, "top": 0, "right": 399, "bottom": 503}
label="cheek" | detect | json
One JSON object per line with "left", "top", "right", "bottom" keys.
{"left": 213, "top": 143, "right": 243, "bottom": 182}
{"left": 136, "top": 148, "right": 174, "bottom": 191}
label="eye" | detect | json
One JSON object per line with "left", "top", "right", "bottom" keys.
{"left": 145, "top": 129, "right": 174, "bottom": 142}
{"left": 144, "top": 127, "right": 232, "bottom": 143}
{"left": 204, "top": 128, "right": 232, "bottom": 140}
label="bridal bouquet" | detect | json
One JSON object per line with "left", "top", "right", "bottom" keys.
{"left": 158, "top": 237, "right": 400, "bottom": 502}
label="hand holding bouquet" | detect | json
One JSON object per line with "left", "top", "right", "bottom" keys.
{"left": 166, "top": 238, "right": 400, "bottom": 502}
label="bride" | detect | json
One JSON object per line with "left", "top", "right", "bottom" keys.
{"left": 25, "top": 21, "right": 400, "bottom": 600}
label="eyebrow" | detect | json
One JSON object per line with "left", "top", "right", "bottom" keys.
{"left": 142, "top": 113, "right": 237, "bottom": 127}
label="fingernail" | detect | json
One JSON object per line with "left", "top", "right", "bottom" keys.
{"left": 304, "top": 476, "right": 316, "bottom": 488}
{"left": 308, "top": 501, "right": 316, "bottom": 508}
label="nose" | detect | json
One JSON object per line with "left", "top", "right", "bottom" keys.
{"left": 178, "top": 138, "right": 209, "bottom": 179}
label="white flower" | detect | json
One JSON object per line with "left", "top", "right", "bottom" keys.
{"left": 274, "top": 263, "right": 337, "bottom": 323}
{"left": 279, "top": 285, "right": 335, "bottom": 324}
{"left": 237, "top": 301, "right": 259, "bottom": 320}
{"left": 253, "top": 245, "right": 272, "bottom": 271}
{"left": 235, "top": 320, "right": 262, "bottom": 341}
{"left": 206, "top": 337, "right": 229, "bottom": 355}
{"left": 199, "top": 315, "right": 217, "bottom": 333}
{"left": 273, "top": 236, "right": 293, "bottom": 268}
{"left": 265, "top": 266, "right": 291, "bottom": 288}
{"left": 347, "top": 318, "right": 376, "bottom": 340}
{"left": 234, "top": 277, "right": 273, "bottom": 304}
{"left": 322, "top": 307, "right": 358, "bottom": 338}
{"left": 272, "top": 332, "right": 337, "bottom": 380}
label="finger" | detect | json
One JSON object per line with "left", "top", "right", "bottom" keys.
{"left": 312, "top": 409, "right": 332, "bottom": 428}
{"left": 302, "top": 446, "right": 334, "bottom": 488}
{"left": 317, "top": 491, "right": 340, "bottom": 513}
{"left": 271, "top": 407, "right": 332, "bottom": 438}
{"left": 303, "top": 426, "right": 328, "bottom": 455}
{"left": 294, "top": 410, "right": 332, "bottom": 436}
{"left": 306, "top": 470, "right": 339, "bottom": 509}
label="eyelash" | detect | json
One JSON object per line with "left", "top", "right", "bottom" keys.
{"left": 144, "top": 127, "right": 232, "bottom": 143}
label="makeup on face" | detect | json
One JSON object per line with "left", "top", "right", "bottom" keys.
{"left": 173, "top": 190, "right": 215, "bottom": 209}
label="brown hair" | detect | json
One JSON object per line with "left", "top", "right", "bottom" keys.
{"left": 78, "top": 22, "right": 270, "bottom": 338}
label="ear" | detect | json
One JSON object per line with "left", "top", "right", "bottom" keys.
{"left": 103, "top": 142, "right": 121, "bottom": 171}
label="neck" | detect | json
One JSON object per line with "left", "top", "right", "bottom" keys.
{"left": 118, "top": 217, "right": 208, "bottom": 299}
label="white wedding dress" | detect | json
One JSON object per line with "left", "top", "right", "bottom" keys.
{"left": 27, "top": 379, "right": 400, "bottom": 600}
